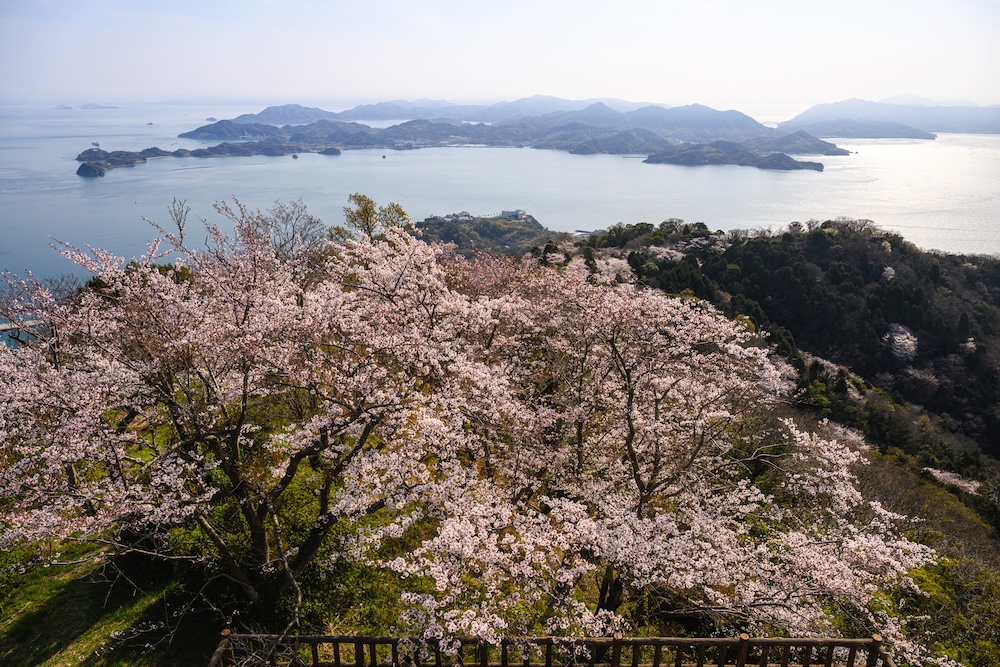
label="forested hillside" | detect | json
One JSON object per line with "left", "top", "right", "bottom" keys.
{"left": 2, "top": 201, "right": 999, "bottom": 666}
{"left": 577, "top": 218, "right": 1000, "bottom": 461}
{"left": 416, "top": 212, "right": 573, "bottom": 256}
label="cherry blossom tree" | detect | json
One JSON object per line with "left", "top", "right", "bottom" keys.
{"left": 385, "top": 259, "right": 937, "bottom": 656}
{"left": 0, "top": 200, "right": 945, "bottom": 663}
{"left": 1, "top": 201, "right": 490, "bottom": 626}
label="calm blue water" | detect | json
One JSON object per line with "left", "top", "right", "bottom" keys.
{"left": 2, "top": 103, "right": 999, "bottom": 279}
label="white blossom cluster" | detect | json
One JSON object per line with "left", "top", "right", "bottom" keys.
{"left": 885, "top": 323, "right": 918, "bottom": 361}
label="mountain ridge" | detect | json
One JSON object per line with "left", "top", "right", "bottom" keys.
{"left": 783, "top": 98, "right": 1000, "bottom": 134}
{"left": 161, "top": 102, "right": 830, "bottom": 171}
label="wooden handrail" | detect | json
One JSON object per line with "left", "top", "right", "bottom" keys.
{"left": 207, "top": 634, "right": 896, "bottom": 667}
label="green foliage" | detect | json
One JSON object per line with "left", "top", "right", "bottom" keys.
{"left": 417, "top": 214, "right": 571, "bottom": 257}
{"left": 900, "top": 560, "right": 1000, "bottom": 667}
{"left": 343, "top": 192, "right": 408, "bottom": 238}
{"left": 542, "top": 215, "right": 1000, "bottom": 469}
{"left": 804, "top": 379, "right": 832, "bottom": 416}
{"left": 586, "top": 220, "right": 713, "bottom": 250}
{"left": 678, "top": 221, "right": 1000, "bottom": 460}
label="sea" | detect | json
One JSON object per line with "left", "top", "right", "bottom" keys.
{"left": 2, "top": 103, "right": 1000, "bottom": 280}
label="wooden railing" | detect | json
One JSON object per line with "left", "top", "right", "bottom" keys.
{"left": 207, "top": 633, "right": 896, "bottom": 667}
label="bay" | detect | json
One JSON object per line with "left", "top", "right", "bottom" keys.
{"left": 2, "top": 103, "right": 999, "bottom": 279}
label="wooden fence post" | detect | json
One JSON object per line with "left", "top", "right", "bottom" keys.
{"left": 611, "top": 634, "right": 622, "bottom": 667}
{"left": 866, "top": 636, "right": 883, "bottom": 667}
{"left": 736, "top": 634, "right": 750, "bottom": 667}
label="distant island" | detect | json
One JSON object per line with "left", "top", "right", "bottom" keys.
{"left": 76, "top": 94, "right": 1000, "bottom": 177}
{"left": 74, "top": 142, "right": 341, "bottom": 176}
{"left": 56, "top": 103, "right": 120, "bottom": 110}
{"left": 781, "top": 98, "right": 1000, "bottom": 135}
{"left": 644, "top": 141, "right": 823, "bottom": 171}
{"left": 76, "top": 98, "right": 847, "bottom": 176}
{"left": 780, "top": 119, "right": 937, "bottom": 140}
{"left": 223, "top": 96, "right": 1000, "bottom": 134}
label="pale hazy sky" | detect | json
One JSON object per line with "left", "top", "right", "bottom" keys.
{"left": 2, "top": 0, "right": 998, "bottom": 121}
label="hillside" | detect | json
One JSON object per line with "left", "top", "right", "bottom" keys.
{"left": 743, "top": 130, "right": 851, "bottom": 155}
{"left": 580, "top": 218, "right": 1000, "bottom": 464}
{"left": 499, "top": 102, "right": 775, "bottom": 142}
{"left": 416, "top": 212, "right": 572, "bottom": 256}
{"left": 231, "top": 103, "right": 341, "bottom": 125}
{"left": 177, "top": 119, "right": 284, "bottom": 140}
{"left": 5, "top": 202, "right": 1000, "bottom": 667}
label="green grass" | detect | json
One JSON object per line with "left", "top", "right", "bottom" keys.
{"left": 0, "top": 544, "right": 221, "bottom": 667}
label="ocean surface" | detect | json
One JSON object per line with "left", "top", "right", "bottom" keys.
{"left": 2, "top": 103, "right": 1000, "bottom": 279}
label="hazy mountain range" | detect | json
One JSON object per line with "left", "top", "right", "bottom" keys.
{"left": 217, "top": 100, "right": 785, "bottom": 144}
{"left": 230, "top": 95, "right": 666, "bottom": 125}
{"left": 174, "top": 101, "right": 838, "bottom": 171}
{"left": 781, "top": 98, "right": 1000, "bottom": 134}
{"left": 77, "top": 95, "right": 998, "bottom": 177}
{"left": 226, "top": 95, "right": 1000, "bottom": 136}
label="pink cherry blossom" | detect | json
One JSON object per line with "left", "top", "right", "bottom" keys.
{"left": 0, "top": 202, "right": 944, "bottom": 663}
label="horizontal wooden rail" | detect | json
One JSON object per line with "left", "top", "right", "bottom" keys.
{"left": 207, "top": 633, "right": 896, "bottom": 667}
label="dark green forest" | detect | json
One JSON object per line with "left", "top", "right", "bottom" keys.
{"left": 581, "top": 218, "right": 1000, "bottom": 466}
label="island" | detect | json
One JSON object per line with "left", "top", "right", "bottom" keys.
{"left": 75, "top": 147, "right": 153, "bottom": 176}
{"left": 75, "top": 142, "right": 341, "bottom": 177}
{"left": 643, "top": 141, "right": 823, "bottom": 171}
{"left": 75, "top": 98, "right": 855, "bottom": 176}
{"left": 781, "top": 98, "right": 1000, "bottom": 134}
{"left": 777, "top": 119, "right": 937, "bottom": 140}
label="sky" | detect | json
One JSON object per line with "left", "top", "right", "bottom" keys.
{"left": 1, "top": 0, "right": 999, "bottom": 122}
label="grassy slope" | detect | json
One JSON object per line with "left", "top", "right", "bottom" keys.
{"left": 0, "top": 545, "right": 219, "bottom": 667}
